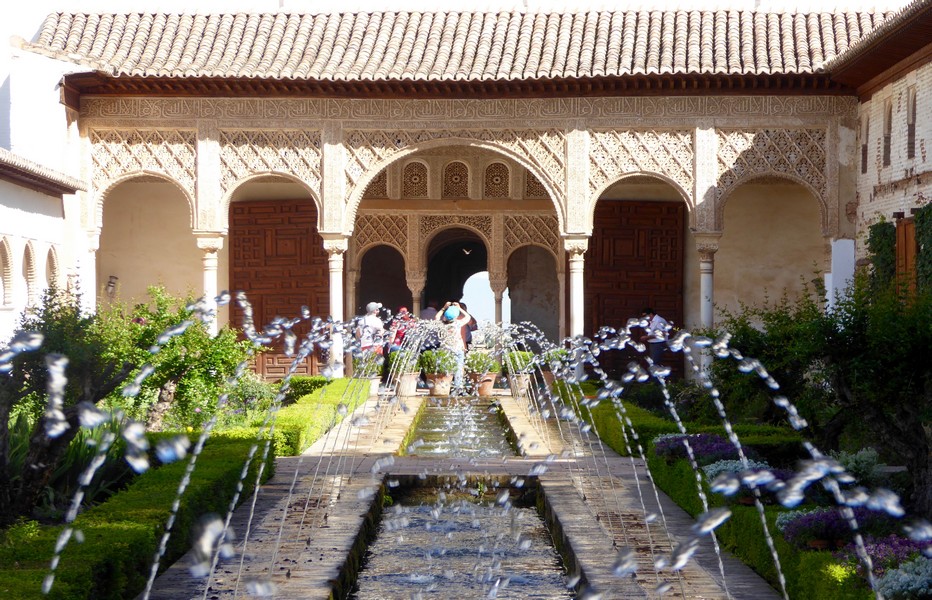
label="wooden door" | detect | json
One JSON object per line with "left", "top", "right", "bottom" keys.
{"left": 896, "top": 218, "right": 917, "bottom": 294}
{"left": 585, "top": 200, "right": 684, "bottom": 378}
{"left": 229, "top": 199, "right": 330, "bottom": 379}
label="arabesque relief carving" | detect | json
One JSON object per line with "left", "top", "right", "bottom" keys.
{"left": 344, "top": 128, "right": 566, "bottom": 203}
{"left": 503, "top": 215, "right": 560, "bottom": 259}
{"left": 218, "top": 130, "right": 322, "bottom": 195}
{"left": 89, "top": 128, "right": 196, "bottom": 198}
{"left": 589, "top": 130, "right": 694, "bottom": 200}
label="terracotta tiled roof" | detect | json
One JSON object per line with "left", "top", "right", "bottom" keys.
{"left": 822, "top": 0, "right": 932, "bottom": 73}
{"left": 0, "top": 147, "right": 85, "bottom": 196}
{"left": 23, "top": 10, "right": 897, "bottom": 82}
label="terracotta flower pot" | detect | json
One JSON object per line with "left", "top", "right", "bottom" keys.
{"left": 425, "top": 373, "right": 453, "bottom": 396}
{"left": 397, "top": 372, "right": 419, "bottom": 396}
{"left": 468, "top": 372, "right": 497, "bottom": 396}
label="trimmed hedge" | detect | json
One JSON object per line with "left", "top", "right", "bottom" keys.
{"left": 281, "top": 375, "right": 331, "bottom": 405}
{"left": 0, "top": 433, "right": 273, "bottom": 600}
{"left": 584, "top": 402, "right": 870, "bottom": 598}
{"left": 221, "top": 377, "right": 369, "bottom": 456}
{"left": 645, "top": 453, "right": 872, "bottom": 599}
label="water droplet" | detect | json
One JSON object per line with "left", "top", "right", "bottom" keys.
{"left": 693, "top": 507, "right": 732, "bottom": 535}
{"left": 612, "top": 546, "right": 637, "bottom": 577}
{"left": 156, "top": 435, "right": 191, "bottom": 464}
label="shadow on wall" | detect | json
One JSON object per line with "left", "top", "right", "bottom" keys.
{"left": 0, "top": 76, "right": 11, "bottom": 149}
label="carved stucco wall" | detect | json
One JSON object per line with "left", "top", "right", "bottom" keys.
{"left": 80, "top": 96, "right": 853, "bottom": 241}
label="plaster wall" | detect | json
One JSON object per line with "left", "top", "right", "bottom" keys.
{"left": 715, "top": 183, "right": 825, "bottom": 319}
{"left": 856, "top": 57, "right": 932, "bottom": 254}
{"left": 0, "top": 178, "right": 66, "bottom": 340}
{"left": 507, "top": 246, "right": 559, "bottom": 343}
{"left": 97, "top": 181, "right": 201, "bottom": 307}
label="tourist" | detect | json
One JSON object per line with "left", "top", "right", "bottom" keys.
{"left": 435, "top": 301, "right": 472, "bottom": 393}
{"left": 387, "top": 306, "right": 416, "bottom": 352}
{"left": 639, "top": 307, "right": 670, "bottom": 366}
{"left": 458, "top": 302, "right": 479, "bottom": 348}
{"left": 355, "top": 301, "right": 385, "bottom": 354}
{"left": 419, "top": 299, "right": 439, "bottom": 320}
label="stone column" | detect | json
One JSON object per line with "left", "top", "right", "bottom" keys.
{"left": 195, "top": 234, "right": 225, "bottom": 335}
{"left": 82, "top": 232, "right": 100, "bottom": 314}
{"left": 323, "top": 237, "right": 348, "bottom": 378}
{"left": 694, "top": 234, "right": 721, "bottom": 329}
{"left": 563, "top": 237, "right": 588, "bottom": 337}
{"left": 406, "top": 272, "right": 426, "bottom": 315}
{"left": 488, "top": 271, "right": 508, "bottom": 324}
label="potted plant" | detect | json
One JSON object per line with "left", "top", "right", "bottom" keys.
{"left": 539, "top": 348, "right": 568, "bottom": 388}
{"left": 417, "top": 349, "right": 456, "bottom": 396}
{"left": 502, "top": 350, "right": 535, "bottom": 397}
{"left": 354, "top": 350, "right": 384, "bottom": 396}
{"left": 386, "top": 348, "right": 420, "bottom": 396}
{"left": 465, "top": 350, "right": 501, "bottom": 397}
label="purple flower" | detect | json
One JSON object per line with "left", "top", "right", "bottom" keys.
{"left": 654, "top": 433, "right": 752, "bottom": 465}
{"left": 194, "top": 407, "right": 202, "bottom": 413}
{"left": 835, "top": 534, "right": 926, "bottom": 578}
{"left": 782, "top": 506, "right": 899, "bottom": 550}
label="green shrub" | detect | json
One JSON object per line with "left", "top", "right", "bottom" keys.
{"left": 417, "top": 349, "right": 456, "bottom": 374}
{"left": 502, "top": 351, "right": 535, "bottom": 374}
{"left": 281, "top": 375, "right": 330, "bottom": 405}
{"left": 385, "top": 349, "right": 419, "bottom": 375}
{"left": 0, "top": 432, "right": 273, "bottom": 600}
{"left": 464, "top": 350, "right": 499, "bottom": 374}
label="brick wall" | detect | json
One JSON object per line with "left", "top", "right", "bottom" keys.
{"left": 856, "top": 59, "right": 932, "bottom": 255}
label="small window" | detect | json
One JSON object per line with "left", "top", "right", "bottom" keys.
{"left": 906, "top": 87, "right": 917, "bottom": 160}
{"left": 882, "top": 100, "right": 892, "bottom": 167}
{"left": 861, "top": 114, "right": 869, "bottom": 174}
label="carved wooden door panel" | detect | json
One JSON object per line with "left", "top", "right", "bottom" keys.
{"left": 586, "top": 200, "right": 684, "bottom": 378}
{"left": 229, "top": 199, "right": 330, "bottom": 379}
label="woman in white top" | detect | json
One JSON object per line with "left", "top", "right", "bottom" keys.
{"left": 435, "top": 301, "right": 472, "bottom": 392}
{"left": 639, "top": 307, "right": 669, "bottom": 366}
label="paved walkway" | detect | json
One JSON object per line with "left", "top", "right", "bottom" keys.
{"left": 144, "top": 389, "right": 782, "bottom": 600}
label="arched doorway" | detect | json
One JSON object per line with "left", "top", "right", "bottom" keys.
{"left": 716, "top": 178, "right": 825, "bottom": 315}
{"left": 588, "top": 175, "right": 689, "bottom": 376}
{"left": 225, "top": 175, "right": 328, "bottom": 378}
{"left": 98, "top": 175, "right": 200, "bottom": 305}
{"left": 424, "top": 228, "right": 487, "bottom": 308}
{"left": 357, "top": 245, "right": 410, "bottom": 316}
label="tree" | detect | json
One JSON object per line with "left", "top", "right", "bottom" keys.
{"left": 711, "top": 276, "right": 932, "bottom": 518}
{"left": 0, "top": 288, "right": 134, "bottom": 526}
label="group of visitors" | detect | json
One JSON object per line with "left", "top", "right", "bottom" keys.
{"left": 354, "top": 298, "right": 478, "bottom": 390}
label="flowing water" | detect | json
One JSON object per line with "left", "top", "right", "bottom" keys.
{"left": 351, "top": 481, "right": 572, "bottom": 600}
{"left": 402, "top": 397, "right": 516, "bottom": 458}
{"left": 4, "top": 295, "right": 931, "bottom": 599}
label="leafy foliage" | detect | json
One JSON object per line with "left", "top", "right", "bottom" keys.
{"left": 867, "top": 220, "right": 897, "bottom": 291}
{"left": 417, "top": 349, "right": 456, "bottom": 374}
{"left": 916, "top": 203, "right": 932, "bottom": 291}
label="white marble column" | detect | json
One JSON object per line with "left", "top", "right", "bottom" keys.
{"left": 564, "top": 238, "right": 588, "bottom": 337}
{"left": 694, "top": 234, "right": 721, "bottom": 329}
{"left": 488, "top": 271, "right": 508, "bottom": 324}
{"left": 323, "top": 237, "right": 348, "bottom": 378}
{"left": 195, "top": 234, "right": 224, "bottom": 335}
{"left": 82, "top": 232, "right": 100, "bottom": 315}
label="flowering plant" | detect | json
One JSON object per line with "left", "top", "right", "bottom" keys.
{"left": 653, "top": 433, "right": 752, "bottom": 465}
{"left": 782, "top": 506, "right": 899, "bottom": 550}
{"left": 835, "top": 534, "right": 928, "bottom": 579}
{"left": 877, "top": 556, "right": 932, "bottom": 599}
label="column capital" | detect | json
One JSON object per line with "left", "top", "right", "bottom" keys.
{"left": 562, "top": 236, "right": 589, "bottom": 258}
{"left": 488, "top": 271, "right": 508, "bottom": 294}
{"left": 693, "top": 231, "right": 722, "bottom": 261}
{"left": 321, "top": 234, "right": 349, "bottom": 256}
{"left": 194, "top": 233, "right": 225, "bottom": 253}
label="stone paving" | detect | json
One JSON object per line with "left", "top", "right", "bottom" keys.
{"left": 144, "top": 389, "right": 782, "bottom": 600}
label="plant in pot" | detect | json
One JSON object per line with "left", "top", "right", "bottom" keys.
{"left": 354, "top": 350, "right": 384, "bottom": 396}
{"left": 539, "top": 348, "right": 568, "bottom": 388}
{"left": 465, "top": 350, "right": 501, "bottom": 397}
{"left": 417, "top": 349, "right": 456, "bottom": 396}
{"left": 503, "top": 350, "right": 535, "bottom": 397}
{"left": 386, "top": 348, "right": 420, "bottom": 396}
